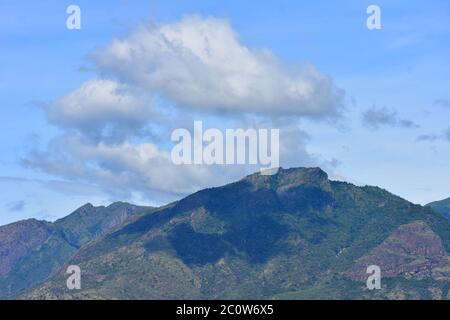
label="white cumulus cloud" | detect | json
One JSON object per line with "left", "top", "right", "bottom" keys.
{"left": 26, "top": 15, "right": 344, "bottom": 202}
{"left": 42, "top": 79, "right": 154, "bottom": 142}
{"left": 91, "top": 16, "right": 344, "bottom": 118}
{"left": 23, "top": 134, "right": 249, "bottom": 201}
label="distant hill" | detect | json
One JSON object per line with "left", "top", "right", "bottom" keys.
{"left": 20, "top": 167, "right": 450, "bottom": 300}
{"left": 427, "top": 198, "right": 450, "bottom": 220}
{"left": 0, "top": 202, "right": 153, "bottom": 298}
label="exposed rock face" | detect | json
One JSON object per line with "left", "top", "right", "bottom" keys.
{"left": 346, "top": 221, "right": 450, "bottom": 280}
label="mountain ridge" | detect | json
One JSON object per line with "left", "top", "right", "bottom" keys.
{"left": 0, "top": 202, "right": 154, "bottom": 298}
{"left": 427, "top": 197, "right": 450, "bottom": 220}
{"left": 19, "top": 167, "right": 450, "bottom": 300}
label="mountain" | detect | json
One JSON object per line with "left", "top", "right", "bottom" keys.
{"left": 55, "top": 202, "right": 153, "bottom": 247}
{"left": 0, "top": 202, "right": 153, "bottom": 298}
{"left": 22, "top": 167, "right": 450, "bottom": 300}
{"left": 427, "top": 198, "right": 450, "bottom": 219}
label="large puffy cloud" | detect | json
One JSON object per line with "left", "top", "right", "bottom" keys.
{"left": 41, "top": 79, "right": 154, "bottom": 142}
{"left": 90, "top": 16, "right": 344, "bottom": 118}
{"left": 26, "top": 16, "right": 343, "bottom": 202}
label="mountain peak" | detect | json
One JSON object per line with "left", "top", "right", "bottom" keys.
{"left": 78, "top": 203, "right": 95, "bottom": 210}
{"left": 243, "top": 166, "right": 329, "bottom": 191}
{"left": 278, "top": 166, "right": 328, "bottom": 181}
{"left": 107, "top": 201, "right": 134, "bottom": 209}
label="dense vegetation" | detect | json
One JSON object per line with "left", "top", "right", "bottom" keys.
{"left": 22, "top": 167, "right": 450, "bottom": 299}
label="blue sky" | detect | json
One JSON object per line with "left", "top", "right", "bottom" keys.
{"left": 1, "top": 0, "right": 450, "bottom": 225}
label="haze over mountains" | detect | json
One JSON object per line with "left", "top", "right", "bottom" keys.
{"left": 1, "top": 167, "right": 450, "bottom": 299}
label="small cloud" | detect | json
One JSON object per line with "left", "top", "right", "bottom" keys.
{"left": 6, "top": 200, "right": 26, "bottom": 212}
{"left": 416, "top": 127, "right": 450, "bottom": 143}
{"left": 415, "top": 187, "right": 432, "bottom": 192}
{"left": 36, "top": 210, "right": 58, "bottom": 222}
{"left": 326, "top": 158, "right": 342, "bottom": 169}
{"left": 416, "top": 134, "right": 440, "bottom": 142}
{"left": 398, "top": 119, "right": 420, "bottom": 129}
{"left": 362, "top": 106, "right": 419, "bottom": 130}
{"left": 445, "top": 128, "right": 450, "bottom": 142}
{"left": 433, "top": 99, "right": 450, "bottom": 108}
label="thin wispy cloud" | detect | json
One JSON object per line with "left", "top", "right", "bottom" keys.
{"left": 362, "top": 106, "right": 420, "bottom": 130}
{"left": 6, "top": 200, "right": 26, "bottom": 212}
{"left": 416, "top": 134, "right": 440, "bottom": 142}
{"left": 433, "top": 99, "right": 450, "bottom": 108}
{"left": 416, "top": 127, "right": 450, "bottom": 142}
